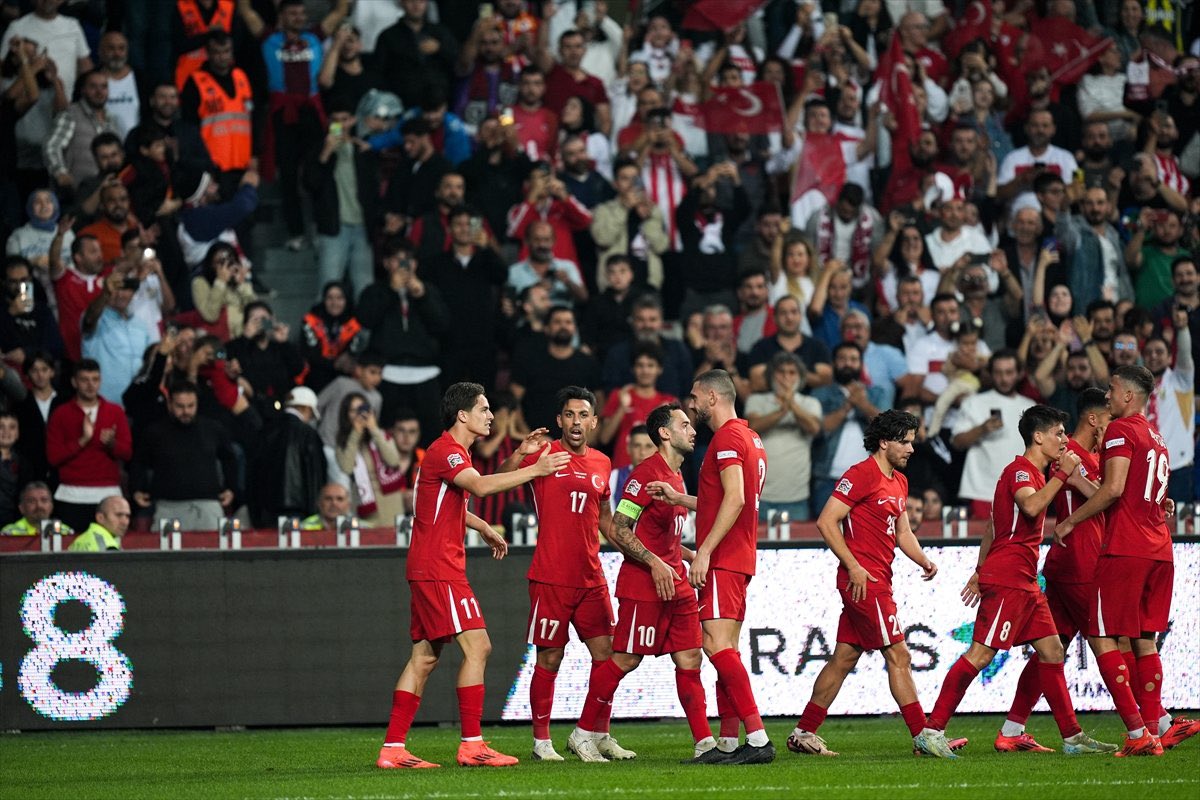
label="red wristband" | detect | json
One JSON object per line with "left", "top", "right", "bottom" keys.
{"left": 1052, "top": 470, "right": 1070, "bottom": 483}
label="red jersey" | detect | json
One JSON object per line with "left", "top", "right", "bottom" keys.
{"left": 832, "top": 457, "right": 909, "bottom": 588}
{"left": 522, "top": 440, "right": 611, "bottom": 588}
{"left": 54, "top": 266, "right": 111, "bottom": 362}
{"left": 1099, "top": 414, "right": 1173, "bottom": 562}
{"left": 601, "top": 389, "right": 676, "bottom": 469}
{"left": 613, "top": 453, "right": 690, "bottom": 601}
{"left": 1043, "top": 437, "right": 1103, "bottom": 584}
{"left": 512, "top": 105, "right": 558, "bottom": 161}
{"left": 407, "top": 431, "right": 473, "bottom": 581}
{"left": 544, "top": 64, "right": 610, "bottom": 115}
{"left": 984, "top": 455, "right": 1045, "bottom": 591}
{"left": 696, "top": 418, "right": 766, "bottom": 576}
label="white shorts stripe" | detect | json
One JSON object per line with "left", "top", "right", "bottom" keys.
{"left": 1096, "top": 588, "right": 1106, "bottom": 637}
{"left": 448, "top": 585, "right": 463, "bottom": 634}
{"left": 983, "top": 598, "right": 1005, "bottom": 647}
{"left": 875, "top": 598, "right": 889, "bottom": 642}
{"left": 711, "top": 571, "right": 721, "bottom": 619}
{"left": 526, "top": 598, "right": 540, "bottom": 644}
{"left": 625, "top": 604, "right": 638, "bottom": 653}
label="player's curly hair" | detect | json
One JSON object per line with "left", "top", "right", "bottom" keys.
{"left": 1018, "top": 404, "right": 1069, "bottom": 446}
{"left": 862, "top": 409, "right": 920, "bottom": 454}
{"left": 441, "top": 382, "right": 485, "bottom": 429}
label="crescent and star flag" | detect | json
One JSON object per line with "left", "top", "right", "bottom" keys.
{"left": 941, "top": 0, "right": 992, "bottom": 61}
{"left": 699, "top": 82, "right": 785, "bottom": 134}
{"left": 1034, "top": 16, "right": 1113, "bottom": 87}
{"left": 682, "top": 0, "right": 768, "bottom": 32}
{"left": 790, "top": 132, "right": 848, "bottom": 205}
{"left": 875, "top": 33, "right": 920, "bottom": 141}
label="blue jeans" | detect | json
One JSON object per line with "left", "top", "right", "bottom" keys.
{"left": 759, "top": 499, "right": 811, "bottom": 523}
{"left": 316, "top": 223, "right": 375, "bottom": 303}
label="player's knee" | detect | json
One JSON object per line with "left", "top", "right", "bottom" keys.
{"left": 883, "top": 645, "right": 911, "bottom": 671}
{"left": 1035, "top": 637, "right": 1065, "bottom": 664}
{"left": 833, "top": 649, "right": 860, "bottom": 672}
{"left": 537, "top": 647, "right": 565, "bottom": 671}
{"left": 674, "top": 650, "right": 702, "bottom": 671}
{"left": 410, "top": 652, "right": 440, "bottom": 676}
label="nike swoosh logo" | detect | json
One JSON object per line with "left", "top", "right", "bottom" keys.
{"left": 697, "top": 604, "right": 707, "bottom": 611}
{"left": 535, "top": 713, "right": 549, "bottom": 720}
{"left": 554, "top": 472, "right": 570, "bottom": 478}
{"left": 877, "top": 498, "right": 889, "bottom": 504}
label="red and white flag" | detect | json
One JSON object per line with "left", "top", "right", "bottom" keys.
{"left": 875, "top": 33, "right": 919, "bottom": 141}
{"left": 699, "top": 82, "right": 785, "bottom": 134}
{"left": 682, "top": 0, "right": 767, "bottom": 32}
{"left": 790, "top": 132, "right": 847, "bottom": 205}
{"left": 1034, "top": 16, "right": 1113, "bottom": 86}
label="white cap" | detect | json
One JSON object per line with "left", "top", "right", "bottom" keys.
{"left": 286, "top": 386, "right": 320, "bottom": 419}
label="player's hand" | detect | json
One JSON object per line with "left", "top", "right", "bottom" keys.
{"left": 98, "top": 426, "right": 116, "bottom": 446}
{"left": 518, "top": 427, "right": 550, "bottom": 456}
{"left": 847, "top": 564, "right": 877, "bottom": 601}
{"left": 480, "top": 525, "right": 508, "bottom": 560}
{"left": 961, "top": 571, "right": 981, "bottom": 607}
{"left": 646, "top": 480, "right": 682, "bottom": 505}
{"left": 133, "top": 491, "right": 152, "bottom": 508}
{"left": 533, "top": 442, "right": 571, "bottom": 476}
{"left": 1057, "top": 449, "right": 1081, "bottom": 477}
{"left": 650, "top": 556, "right": 677, "bottom": 600}
{"left": 920, "top": 560, "right": 937, "bottom": 581}
{"left": 1164, "top": 498, "right": 1176, "bottom": 518}
{"left": 1053, "top": 518, "right": 1074, "bottom": 547}
{"left": 688, "top": 549, "right": 710, "bottom": 588}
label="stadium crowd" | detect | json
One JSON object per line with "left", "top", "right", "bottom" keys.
{"left": 0, "top": 0, "right": 1198, "bottom": 542}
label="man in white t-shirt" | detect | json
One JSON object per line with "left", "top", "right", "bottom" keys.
{"left": 1142, "top": 328, "right": 1194, "bottom": 501}
{"left": 997, "top": 110, "right": 1078, "bottom": 210}
{"left": 98, "top": 32, "right": 139, "bottom": 141}
{"left": 903, "top": 293, "right": 991, "bottom": 429}
{"left": 949, "top": 350, "right": 1034, "bottom": 518}
{"left": 0, "top": 0, "right": 93, "bottom": 99}
{"left": 924, "top": 195, "right": 992, "bottom": 271}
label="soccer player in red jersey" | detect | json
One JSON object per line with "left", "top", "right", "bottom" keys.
{"left": 1055, "top": 365, "right": 1192, "bottom": 756}
{"left": 573, "top": 402, "right": 715, "bottom": 760}
{"left": 653, "top": 369, "right": 773, "bottom": 764}
{"left": 376, "top": 382, "right": 571, "bottom": 770}
{"left": 501, "top": 386, "right": 636, "bottom": 763}
{"left": 786, "top": 410, "right": 957, "bottom": 758}
{"left": 926, "top": 405, "right": 1115, "bottom": 755}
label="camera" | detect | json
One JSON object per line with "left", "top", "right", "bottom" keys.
{"left": 122, "top": 277, "right": 140, "bottom": 291}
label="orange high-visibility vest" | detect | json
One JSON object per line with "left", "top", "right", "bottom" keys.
{"left": 191, "top": 68, "right": 252, "bottom": 171}
{"left": 174, "top": 0, "right": 235, "bottom": 90}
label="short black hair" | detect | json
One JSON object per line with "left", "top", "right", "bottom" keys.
{"left": 205, "top": 29, "right": 233, "bottom": 49}
{"left": 737, "top": 268, "right": 769, "bottom": 288}
{"left": 1111, "top": 364, "right": 1154, "bottom": 398}
{"left": 243, "top": 300, "right": 272, "bottom": 320}
{"left": 556, "top": 385, "right": 596, "bottom": 414}
{"left": 863, "top": 409, "right": 920, "bottom": 453}
{"left": 988, "top": 348, "right": 1020, "bottom": 374}
{"left": 631, "top": 341, "right": 664, "bottom": 366}
{"left": 1018, "top": 404, "right": 1068, "bottom": 446}
{"left": 75, "top": 358, "right": 101, "bottom": 374}
{"left": 1171, "top": 255, "right": 1197, "bottom": 278}
{"left": 441, "top": 382, "right": 485, "bottom": 429}
{"left": 1085, "top": 299, "right": 1116, "bottom": 319}
{"left": 645, "top": 402, "right": 682, "bottom": 447}
{"left": 832, "top": 341, "right": 863, "bottom": 361}
{"left": 629, "top": 423, "right": 649, "bottom": 439}
{"left": 930, "top": 292, "right": 958, "bottom": 310}
{"left": 356, "top": 351, "right": 386, "bottom": 369}
{"left": 380, "top": 235, "right": 414, "bottom": 259}
{"left": 1033, "top": 171, "right": 1065, "bottom": 194}
{"left": 838, "top": 183, "right": 865, "bottom": 207}
{"left": 71, "top": 234, "right": 99, "bottom": 258}
{"left": 169, "top": 380, "right": 199, "bottom": 398}
{"left": 89, "top": 132, "right": 122, "bottom": 155}
{"left": 1077, "top": 387, "right": 1108, "bottom": 418}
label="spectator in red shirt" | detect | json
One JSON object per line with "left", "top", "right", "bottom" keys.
{"left": 897, "top": 12, "right": 948, "bottom": 87}
{"left": 512, "top": 67, "right": 558, "bottom": 161}
{"left": 52, "top": 234, "right": 110, "bottom": 363}
{"left": 44, "top": 358, "right": 132, "bottom": 532}
{"left": 537, "top": 28, "right": 611, "bottom": 136}
{"left": 507, "top": 163, "right": 592, "bottom": 264}
{"left": 598, "top": 342, "right": 675, "bottom": 468}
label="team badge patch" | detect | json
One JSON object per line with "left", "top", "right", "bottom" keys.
{"left": 716, "top": 450, "right": 738, "bottom": 459}
{"left": 836, "top": 478, "right": 853, "bottom": 495}
{"left": 1105, "top": 437, "right": 1125, "bottom": 449}
{"left": 625, "top": 479, "right": 642, "bottom": 497}
{"left": 1015, "top": 470, "right": 1030, "bottom": 482}
{"left": 447, "top": 453, "right": 465, "bottom": 468}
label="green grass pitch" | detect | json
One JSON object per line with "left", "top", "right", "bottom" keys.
{"left": 3, "top": 714, "right": 1197, "bottom": 800}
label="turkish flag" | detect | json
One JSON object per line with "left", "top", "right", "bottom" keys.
{"left": 791, "top": 132, "right": 847, "bottom": 205}
{"left": 1034, "top": 17, "right": 1113, "bottom": 86}
{"left": 941, "top": 0, "right": 991, "bottom": 61}
{"left": 682, "top": 0, "right": 767, "bottom": 32}
{"left": 699, "top": 82, "right": 784, "bottom": 134}
{"left": 875, "top": 33, "right": 920, "bottom": 142}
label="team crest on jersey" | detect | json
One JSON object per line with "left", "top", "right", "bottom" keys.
{"left": 625, "top": 479, "right": 642, "bottom": 497}
{"left": 752, "top": 437, "right": 764, "bottom": 449}
{"left": 836, "top": 478, "right": 853, "bottom": 495}
{"left": 1079, "top": 465, "right": 1088, "bottom": 478}
{"left": 1105, "top": 437, "right": 1125, "bottom": 449}
{"left": 716, "top": 450, "right": 738, "bottom": 459}
{"left": 447, "top": 453, "right": 465, "bottom": 468}
{"left": 1015, "top": 470, "right": 1030, "bottom": 482}
{"left": 591, "top": 474, "right": 605, "bottom": 490}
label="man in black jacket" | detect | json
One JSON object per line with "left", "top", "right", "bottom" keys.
{"left": 252, "top": 386, "right": 327, "bottom": 528}
{"left": 225, "top": 301, "right": 306, "bottom": 417}
{"left": 356, "top": 237, "right": 449, "bottom": 445}
{"left": 675, "top": 162, "right": 750, "bottom": 322}
{"left": 131, "top": 381, "right": 238, "bottom": 531}
{"left": 372, "top": 0, "right": 459, "bottom": 109}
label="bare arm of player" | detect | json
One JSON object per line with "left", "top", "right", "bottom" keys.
{"left": 645, "top": 481, "right": 697, "bottom": 511}
{"left": 1065, "top": 469, "right": 1100, "bottom": 500}
{"left": 455, "top": 444, "right": 571, "bottom": 497}
{"left": 609, "top": 507, "right": 678, "bottom": 600}
{"left": 689, "top": 465, "right": 745, "bottom": 589}
{"left": 497, "top": 427, "right": 552, "bottom": 473}
{"left": 681, "top": 546, "right": 696, "bottom": 563}
{"left": 962, "top": 521, "right": 994, "bottom": 608}
{"left": 1014, "top": 449, "right": 1080, "bottom": 519}
{"left": 466, "top": 511, "right": 507, "bottom": 560}
{"left": 894, "top": 506, "right": 936, "bottom": 582}
{"left": 816, "top": 495, "right": 877, "bottom": 601}
{"left": 1054, "top": 455, "right": 1128, "bottom": 544}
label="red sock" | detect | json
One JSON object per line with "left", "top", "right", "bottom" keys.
{"left": 384, "top": 690, "right": 421, "bottom": 745}
{"left": 899, "top": 702, "right": 927, "bottom": 737}
{"left": 796, "top": 701, "right": 828, "bottom": 734}
{"left": 715, "top": 679, "right": 740, "bottom": 738}
{"left": 1097, "top": 649, "right": 1144, "bottom": 732}
{"left": 928, "top": 656, "right": 980, "bottom": 731}
{"left": 1122, "top": 649, "right": 1137, "bottom": 677}
{"left": 1037, "top": 661, "right": 1081, "bottom": 738}
{"left": 457, "top": 684, "right": 485, "bottom": 740}
{"left": 1135, "top": 654, "right": 1165, "bottom": 735}
{"left": 530, "top": 665, "right": 557, "bottom": 739}
{"left": 675, "top": 668, "right": 712, "bottom": 742}
{"left": 1006, "top": 654, "right": 1042, "bottom": 726}
{"left": 578, "top": 659, "right": 625, "bottom": 733}
{"left": 710, "top": 648, "right": 764, "bottom": 734}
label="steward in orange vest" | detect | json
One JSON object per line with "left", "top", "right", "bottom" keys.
{"left": 182, "top": 32, "right": 252, "bottom": 173}
{"left": 174, "top": 0, "right": 235, "bottom": 90}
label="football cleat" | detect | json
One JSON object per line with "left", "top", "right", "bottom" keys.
{"left": 567, "top": 729, "right": 609, "bottom": 763}
{"left": 531, "top": 740, "right": 565, "bottom": 762}
{"left": 595, "top": 734, "right": 637, "bottom": 760}
{"left": 1114, "top": 731, "right": 1164, "bottom": 758}
{"left": 1161, "top": 716, "right": 1200, "bottom": 750}
{"left": 376, "top": 745, "right": 440, "bottom": 768}
{"left": 456, "top": 740, "right": 519, "bottom": 767}
{"left": 787, "top": 729, "right": 839, "bottom": 756}
{"left": 994, "top": 731, "right": 1055, "bottom": 753}
{"left": 913, "top": 729, "right": 959, "bottom": 759}
{"left": 683, "top": 745, "right": 739, "bottom": 765}
{"left": 914, "top": 736, "right": 968, "bottom": 757}
{"left": 720, "top": 741, "right": 776, "bottom": 765}
{"left": 1063, "top": 732, "right": 1118, "bottom": 755}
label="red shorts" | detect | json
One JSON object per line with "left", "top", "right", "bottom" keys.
{"left": 613, "top": 592, "right": 703, "bottom": 656}
{"left": 1087, "top": 555, "right": 1174, "bottom": 638}
{"left": 836, "top": 582, "right": 904, "bottom": 651}
{"left": 1045, "top": 580, "right": 1091, "bottom": 639}
{"left": 526, "top": 581, "right": 614, "bottom": 647}
{"left": 409, "top": 580, "right": 486, "bottom": 643}
{"left": 973, "top": 582, "right": 1057, "bottom": 650}
{"left": 697, "top": 568, "right": 751, "bottom": 622}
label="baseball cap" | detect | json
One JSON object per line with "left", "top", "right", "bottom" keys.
{"left": 286, "top": 386, "right": 320, "bottom": 419}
